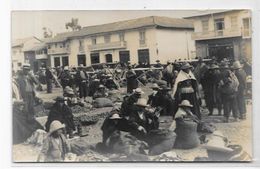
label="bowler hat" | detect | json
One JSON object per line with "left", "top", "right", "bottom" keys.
{"left": 181, "top": 63, "right": 192, "bottom": 70}
{"left": 22, "top": 63, "right": 31, "bottom": 69}
{"left": 179, "top": 100, "right": 193, "bottom": 107}
{"left": 48, "top": 120, "right": 65, "bottom": 135}
{"left": 98, "top": 84, "right": 105, "bottom": 88}
{"left": 109, "top": 113, "right": 122, "bottom": 120}
{"left": 134, "top": 98, "right": 148, "bottom": 107}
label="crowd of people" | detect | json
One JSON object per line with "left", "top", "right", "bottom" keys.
{"left": 12, "top": 57, "right": 252, "bottom": 161}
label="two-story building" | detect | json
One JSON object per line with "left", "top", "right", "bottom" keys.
{"left": 12, "top": 36, "right": 42, "bottom": 71}
{"left": 185, "top": 10, "right": 252, "bottom": 62}
{"left": 45, "top": 16, "right": 196, "bottom": 67}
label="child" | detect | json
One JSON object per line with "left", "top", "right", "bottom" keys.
{"left": 38, "top": 120, "right": 71, "bottom": 162}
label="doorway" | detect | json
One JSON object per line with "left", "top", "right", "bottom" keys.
{"left": 138, "top": 49, "right": 150, "bottom": 64}
{"left": 105, "top": 54, "right": 113, "bottom": 63}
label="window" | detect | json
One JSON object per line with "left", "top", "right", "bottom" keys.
{"left": 119, "top": 51, "right": 130, "bottom": 64}
{"left": 92, "top": 37, "right": 97, "bottom": 45}
{"left": 119, "top": 32, "right": 125, "bottom": 41}
{"left": 230, "top": 16, "right": 238, "bottom": 29}
{"left": 78, "top": 54, "right": 86, "bottom": 66}
{"left": 214, "top": 18, "right": 225, "bottom": 31}
{"left": 139, "top": 30, "right": 146, "bottom": 45}
{"left": 54, "top": 57, "right": 60, "bottom": 67}
{"left": 243, "top": 18, "right": 251, "bottom": 37}
{"left": 201, "top": 20, "right": 209, "bottom": 32}
{"left": 105, "top": 54, "right": 113, "bottom": 63}
{"left": 62, "top": 56, "right": 69, "bottom": 66}
{"left": 104, "top": 35, "right": 111, "bottom": 43}
{"left": 90, "top": 53, "right": 100, "bottom": 64}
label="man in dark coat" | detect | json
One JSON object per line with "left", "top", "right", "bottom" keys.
{"left": 17, "top": 64, "right": 38, "bottom": 121}
{"left": 45, "top": 96, "right": 75, "bottom": 138}
{"left": 203, "top": 64, "right": 222, "bottom": 115}
{"left": 163, "top": 60, "right": 174, "bottom": 88}
{"left": 60, "top": 66, "right": 73, "bottom": 89}
{"left": 75, "top": 64, "right": 89, "bottom": 101}
{"left": 126, "top": 65, "right": 138, "bottom": 93}
{"left": 45, "top": 67, "right": 54, "bottom": 93}
{"left": 232, "top": 61, "right": 247, "bottom": 119}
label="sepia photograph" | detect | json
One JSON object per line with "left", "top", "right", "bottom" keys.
{"left": 11, "top": 10, "right": 252, "bottom": 162}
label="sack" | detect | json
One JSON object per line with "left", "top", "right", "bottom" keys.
{"left": 174, "top": 119, "right": 200, "bottom": 149}
{"left": 197, "top": 122, "right": 216, "bottom": 133}
{"left": 93, "top": 98, "right": 113, "bottom": 108}
{"left": 148, "top": 130, "right": 176, "bottom": 155}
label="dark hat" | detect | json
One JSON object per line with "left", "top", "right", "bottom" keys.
{"left": 22, "top": 63, "right": 31, "bottom": 70}
{"left": 53, "top": 96, "right": 65, "bottom": 102}
{"left": 220, "top": 63, "right": 229, "bottom": 69}
{"left": 181, "top": 62, "right": 192, "bottom": 70}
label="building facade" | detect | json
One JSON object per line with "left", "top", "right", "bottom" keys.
{"left": 45, "top": 16, "right": 196, "bottom": 67}
{"left": 12, "top": 37, "right": 42, "bottom": 71}
{"left": 185, "top": 10, "right": 252, "bottom": 62}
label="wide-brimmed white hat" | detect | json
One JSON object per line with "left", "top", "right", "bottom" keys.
{"left": 48, "top": 120, "right": 65, "bottom": 135}
{"left": 181, "top": 63, "right": 192, "bottom": 70}
{"left": 203, "top": 131, "right": 233, "bottom": 153}
{"left": 232, "top": 61, "right": 243, "bottom": 69}
{"left": 133, "top": 88, "right": 144, "bottom": 94}
{"left": 109, "top": 113, "right": 122, "bottom": 120}
{"left": 22, "top": 63, "right": 31, "bottom": 69}
{"left": 134, "top": 98, "right": 148, "bottom": 107}
{"left": 64, "top": 66, "right": 69, "bottom": 70}
{"left": 179, "top": 100, "right": 193, "bottom": 107}
{"left": 151, "top": 83, "right": 159, "bottom": 89}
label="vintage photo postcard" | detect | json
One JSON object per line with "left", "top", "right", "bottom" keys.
{"left": 12, "top": 10, "right": 252, "bottom": 162}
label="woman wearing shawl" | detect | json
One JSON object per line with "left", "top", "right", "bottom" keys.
{"left": 172, "top": 62, "right": 201, "bottom": 119}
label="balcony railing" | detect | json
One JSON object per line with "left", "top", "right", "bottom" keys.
{"left": 192, "top": 28, "right": 242, "bottom": 40}
{"left": 47, "top": 47, "right": 70, "bottom": 55}
{"left": 35, "top": 54, "right": 48, "bottom": 59}
{"left": 88, "top": 41, "right": 127, "bottom": 51}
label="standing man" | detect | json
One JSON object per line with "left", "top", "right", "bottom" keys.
{"left": 232, "top": 61, "right": 247, "bottom": 120}
{"left": 172, "top": 62, "right": 201, "bottom": 119}
{"left": 60, "top": 66, "right": 73, "bottom": 89}
{"left": 75, "top": 64, "right": 89, "bottom": 102}
{"left": 163, "top": 60, "right": 174, "bottom": 88}
{"left": 126, "top": 64, "right": 138, "bottom": 93}
{"left": 45, "top": 67, "right": 54, "bottom": 93}
{"left": 153, "top": 60, "right": 163, "bottom": 80}
{"left": 17, "top": 64, "right": 38, "bottom": 121}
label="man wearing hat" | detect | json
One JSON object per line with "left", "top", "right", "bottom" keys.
{"left": 17, "top": 63, "right": 39, "bottom": 121}
{"left": 232, "top": 61, "right": 247, "bottom": 119}
{"left": 45, "top": 96, "right": 75, "bottom": 138}
{"left": 193, "top": 57, "right": 208, "bottom": 84}
{"left": 38, "top": 120, "right": 71, "bottom": 162}
{"left": 128, "top": 98, "right": 159, "bottom": 140}
{"left": 153, "top": 60, "right": 163, "bottom": 80}
{"left": 120, "top": 88, "right": 143, "bottom": 117}
{"left": 93, "top": 84, "right": 108, "bottom": 99}
{"left": 126, "top": 64, "right": 138, "bottom": 93}
{"left": 163, "top": 60, "right": 174, "bottom": 88}
{"left": 203, "top": 64, "right": 222, "bottom": 116}
{"left": 148, "top": 83, "right": 160, "bottom": 106}
{"left": 60, "top": 66, "right": 73, "bottom": 89}
{"left": 75, "top": 64, "right": 89, "bottom": 102}
{"left": 172, "top": 62, "right": 201, "bottom": 119}
{"left": 45, "top": 67, "right": 54, "bottom": 93}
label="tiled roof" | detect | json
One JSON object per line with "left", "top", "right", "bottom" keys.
{"left": 25, "top": 43, "right": 46, "bottom": 51}
{"left": 46, "top": 16, "right": 194, "bottom": 43}
{"left": 183, "top": 10, "right": 235, "bottom": 18}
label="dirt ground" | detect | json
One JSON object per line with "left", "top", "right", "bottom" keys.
{"left": 12, "top": 85, "right": 253, "bottom": 162}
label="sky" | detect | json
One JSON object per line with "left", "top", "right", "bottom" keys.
{"left": 11, "top": 10, "right": 209, "bottom": 40}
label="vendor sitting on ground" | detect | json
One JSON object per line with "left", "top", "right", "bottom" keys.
{"left": 120, "top": 88, "right": 143, "bottom": 118}
{"left": 63, "top": 86, "right": 84, "bottom": 107}
{"left": 93, "top": 84, "right": 108, "bottom": 99}
{"left": 101, "top": 108, "right": 122, "bottom": 146}
{"left": 128, "top": 98, "right": 159, "bottom": 140}
{"left": 45, "top": 96, "right": 75, "bottom": 138}
{"left": 38, "top": 120, "right": 72, "bottom": 162}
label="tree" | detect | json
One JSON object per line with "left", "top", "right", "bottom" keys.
{"left": 42, "top": 27, "right": 53, "bottom": 38}
{"left": 65, "top": 18, "right": 82, "bottom": 31}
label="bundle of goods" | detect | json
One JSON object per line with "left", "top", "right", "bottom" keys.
{"left": 77, "top": 149, "right": 109, "bottom": 162}
{"left": 146, "top": 129, "right": 177, "bottom": 156}
{"left": 151, "top": 151, "right": 182, "bottom": 162}
{"left": 73, "top": 107, "right": 113, "bottom": 125}
{"left": 93, "top": 98, "right": 114, "bottom": 108}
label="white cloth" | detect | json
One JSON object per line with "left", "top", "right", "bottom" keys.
{"left": 172, "top": 70, "right": 197, "bottom": 97}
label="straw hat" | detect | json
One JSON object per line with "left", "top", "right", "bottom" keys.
{"left": 64, "top": 66, "right": 69, "bottom": 70}
{"left": 179, "top": 100, "right": 193, "bottom": 107}
{"left": 232, "top": 61, "right": 243, "bottom": 69}
{"left": 133, "top": 88, "right": 144, "bottom": 94}
{"left": 22, "top": 63, "right": 31, "bottom": 70}
{"left": 98, "top": 84, "right": 105, "bottom": 88}
{"left": 134, "top": 98, "right": 148, "bottom": 107}
{"left": 78, "top": 64, "right": 84, "bottom": 68}
{"left": 64, "top": 86, "right": 74, "bottom": 95}
{"left": 109, "top": 113, "right": 122, "bottom": 120}
{"left": 181, "top": 63, "right": 192, "bottom": 70}
{"left": 203, "top": 131, "right": 233, "bottom": 153}
{"left": 48, "top": 120, "right": 65, "bottom": 135}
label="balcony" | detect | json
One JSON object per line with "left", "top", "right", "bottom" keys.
{"left": 47, "top": 47, "right": 70, "bottom": 55}
{"left": 192, "top": 28, "right": 242, "bottom": 40}
{"left": 88, "top": 41, "right": 127, "bottom": 51}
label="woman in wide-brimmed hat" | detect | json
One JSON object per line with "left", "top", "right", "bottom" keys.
{"left": 38, "top": 120, "right": 71, "bottom": 162}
